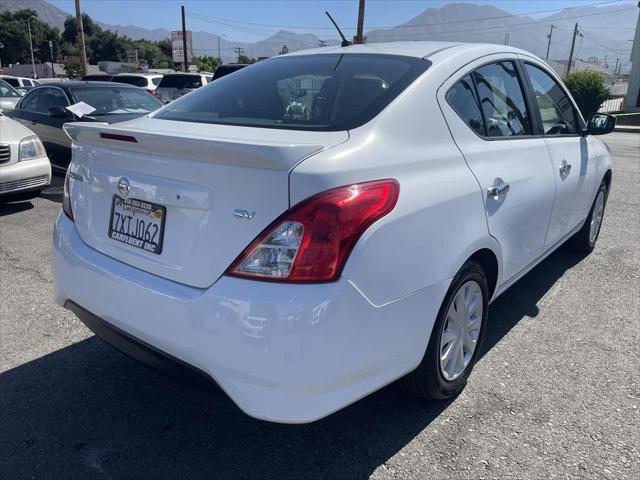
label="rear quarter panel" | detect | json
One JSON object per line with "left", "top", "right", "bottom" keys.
{"left": 290, "top": 66, "right": 499, "bottom": 306}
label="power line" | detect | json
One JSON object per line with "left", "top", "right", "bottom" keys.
{"left": 580, "top": 29, "right": 633, "bottom": 54}
{"left": 185, "top": 0, "right": 626, "bottom": 32}
{"left": 348, "top": 6, "right": 637, "bottom": 40}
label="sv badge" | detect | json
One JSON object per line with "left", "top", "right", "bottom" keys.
{"left": 233, "top": 209, "right": 256, "bottom": 220}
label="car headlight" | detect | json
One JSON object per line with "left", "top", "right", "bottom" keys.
{"left": 18, "top": 135, "right": 46, "bottom": 161}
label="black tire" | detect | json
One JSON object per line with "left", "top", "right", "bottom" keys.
{"left": 569, "top": 181, "right": 608, "bottom": 254}
{"left": 0, "top": 189, "right": 41, "bottom": 203}
{"left": 399, "top": 261, "right": 489, "bottom": 400}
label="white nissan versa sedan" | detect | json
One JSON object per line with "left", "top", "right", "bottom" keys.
{"left": 53, "top": 42, "right": 614, "bottom": 423}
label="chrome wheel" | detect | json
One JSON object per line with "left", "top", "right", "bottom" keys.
{"left": 589, "top": 190, "right": 605, "bottom": 243}
{"left": 439, "top": 280, "right": 483, "bottom": 381}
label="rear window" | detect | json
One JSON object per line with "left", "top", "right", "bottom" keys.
{"left": 113, "top": 76, "right": 148, "bottom": 87}
{"left": 212, "top": 65, "right": 247, "bottom": 80}
{"left": 155, "top": 54, "right": 430, "bottom": 131}
{"left": 70, "top": 86, "right": 163, "bottom": 115}
{"left": 158, "top": 75, "right": 202, "bottom": 89}
{"left": 82, "top": 75, "right": 113, "bottom": 81}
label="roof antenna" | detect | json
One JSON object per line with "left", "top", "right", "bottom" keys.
{"left": 325, "top": 11, "right": 351, "bottom": 47}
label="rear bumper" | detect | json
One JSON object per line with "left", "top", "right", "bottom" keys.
{"left": 0, "top": 156, "right": 51, "bottom": 195}
{"left": 53, "top": 213, "right": 449, "bottom": 423}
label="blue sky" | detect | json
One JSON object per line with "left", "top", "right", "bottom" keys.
{"left": 48, "top": 0, "right": 635, "bottom": 41}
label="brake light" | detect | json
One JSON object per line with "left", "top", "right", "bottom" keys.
{"left": 227, "top": 179, "right": 400, "bottom": 282}
{"left": 62, "top": 169, "right": 74, "bottom": 221}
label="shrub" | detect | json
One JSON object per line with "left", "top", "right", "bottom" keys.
{"left": 563, "top": 70, "right": 609, "bottom": 118}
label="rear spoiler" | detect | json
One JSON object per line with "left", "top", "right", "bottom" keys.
{"left": 63, "top": 121, "right": 325, "bottom": 171}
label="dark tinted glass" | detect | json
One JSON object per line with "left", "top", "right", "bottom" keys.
{"left": 3, "top": 77, "right": 19, "bottom": 87}
{"left": 151, "top": 77, "right": 162, "bottom": 86}
{"left": 158, "top": 75, "right": 202, "bottom": 89}
{"left": 447, "top": 75, "right": 485, "bottom": 136}
{"left": 212, "top": 65, "right": 247, "bottom": 80}
{"left": 70, "top": 87, "right": 162, "bottom": 114}
{"left": 113, "top": 76, "right": 148, "bottom": 87}
{"left": 156, "top": 54, "right": 430, "bottom": 131}
{"left": 525, "top": 63, "right": 578, "bottom": 135}
{"left": 473, "top": 61, "right": 531, "bottom": 137}
{"left": 82, "top": 75, "right": 114, "bottom": 81}
{"left": 0, "top": 80, "right": 21, "bottom": 97}
{"left": 35, "top": 88, "right": 68, "bottom": 114}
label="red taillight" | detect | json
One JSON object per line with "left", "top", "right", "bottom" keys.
{"left": 227, "top": 179, "right": 400, "bottom": 283}
{"left": 62, "top": 169, "right": 74, "bottom": 221}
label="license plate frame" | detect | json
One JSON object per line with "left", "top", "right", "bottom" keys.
{"left": 108, "top": 195, "right": 166, "bottom": 255}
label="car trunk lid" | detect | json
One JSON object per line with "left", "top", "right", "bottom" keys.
{"left": 64, "top": 118, "right": 348, "bottom": 288}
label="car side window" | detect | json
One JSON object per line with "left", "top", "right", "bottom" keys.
{"left": 23, "top": 79, "right": 33, "bottom": 87}
{"left": 21, "top": 90, "right": 41, "bottom": 111}
{"left": 35, "top": 88, "right": 69, "bottom": 114}
{"left": 524, "top": 63, "right": 579, "bottom": 135}
{"left": 446, "top": 74, "right": 486, "bottom": 136}
{"left": 473, "top": 61, "right": 532, "bottom": 137}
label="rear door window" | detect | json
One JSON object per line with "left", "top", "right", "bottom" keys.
{"left": 473, "top": 61, "right": 532, "bottom": 137}
{"left": 158, "top": 75, "right": 202, "bottom": 89}
{"left": 20, "top": 90, "right": 41, "bottom": 111}
{"left": 155, "top": 54, "right": 430, "bottom": 131}
{"left": 446, "top": 75, "right": 486, "bottom": 136}
{"left": 3, "top": 77, "right": 19, "bottom": 87}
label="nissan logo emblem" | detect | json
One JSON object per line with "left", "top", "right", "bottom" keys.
{"left": 117, "top": 177, "right": 130, "bottom": 197}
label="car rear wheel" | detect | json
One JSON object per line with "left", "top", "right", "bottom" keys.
{"left": 399, "top": 261, "right": 489, "bottom": 400}
{"left": 569, "top": 181, "right": 608, "bottom": 254}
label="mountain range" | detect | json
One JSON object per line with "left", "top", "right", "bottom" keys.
{"left": 1, "top": 0, "right": 637, "bottom": 70}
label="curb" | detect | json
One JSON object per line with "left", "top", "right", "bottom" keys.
{"left": 614, "top": 126, "right": 640, "bottom": 134}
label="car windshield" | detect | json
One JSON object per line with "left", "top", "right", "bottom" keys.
{"left": 154, "top": 54, "right": 430, "bottom": 131}
{"left": 113, "top": 76, "right": 148, "bottom": 87}
{"left": 158, "top": 75, "right": 202, "bottom": 89}
{"left": 0, "top": 79, "right": 21, "bottom": 97}
{"left": 71, "top": 86, "right": 163, "bottom": 114}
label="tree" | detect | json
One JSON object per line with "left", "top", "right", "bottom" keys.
{"left": 563, "top": 70, "right": 610, "bottom": 118}
{"left": 237, "top": 54, "right": 255, "bottom": 65}
{"left": 193, "top": 55, "right": 219, "bottom": 72}
{"left": 0, "top": 10, "right": 59, "bottom": 64}
{"left": 64, "top": 60, "right": 83, "bottom": 79}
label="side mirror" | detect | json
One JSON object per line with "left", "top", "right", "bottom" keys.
{"left": 49, "top": 106, "right": 73, "bottom": 118}
{"left": 585, "top": 112, "right": 616, "bottom": 136}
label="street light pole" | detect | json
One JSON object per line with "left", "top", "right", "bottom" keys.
{"left": 217, "top": 34, "right": 225, "bottom": 63}
{"left": 27, "top": 16, "right": 37, "bottom": 79}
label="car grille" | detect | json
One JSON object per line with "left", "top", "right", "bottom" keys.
{"left": 0, "top": 144, "right": 10, "bottom": 165}
{"left": 0, "top": 175, "right": 48, "bottom": 194}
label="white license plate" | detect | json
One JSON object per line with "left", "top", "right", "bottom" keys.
{"left": 108, "top": 196, "right": 166, "bottom": 254}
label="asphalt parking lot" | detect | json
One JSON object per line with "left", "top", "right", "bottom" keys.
{"left": 0, "top": 132, "right": 638, "bottom": 479}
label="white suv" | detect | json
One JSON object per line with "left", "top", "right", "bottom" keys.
{"left": 111, "top": 73, "right": 163, "bottom": 94}
{"left": 154, "top": 73, "right": 212, "bottom": 102}
{"left": 53, "top": 42, "right": 614, "bottom": 423}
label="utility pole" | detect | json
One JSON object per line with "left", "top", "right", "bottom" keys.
{"left": 181, "top": 5, "right": 188, "bottom": 71}
{"left": 504, "top": 32, "right": 510, "bottom": 45}
{"left": 355, "top": 0, "right": 366, "bottom": 44}
{"left": 545, "top": 24, "right": 556, "bottom": 60}
{"left": 27, "top": 16, "right": 36, "bottom": 78}
{"left": 74, "top": 0, "right": 87, "bottom": 77}
{"left": 234, "top": 47, "right": 245, "bottom": 63}
{"left": 217, "top": 34, "right": 226, "bottom": 63}
{"left": 49, "top": 40, "right": 55, "bottom": 78}
{"left": 567, "top": 23, "right": 581, "bottom": 75}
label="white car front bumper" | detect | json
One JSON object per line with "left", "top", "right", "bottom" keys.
{"left": 0, "top": 156, "right": 51, "bottom": 195}
{"left": 53, "top": 213, "right": 450, "bottom": 423}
